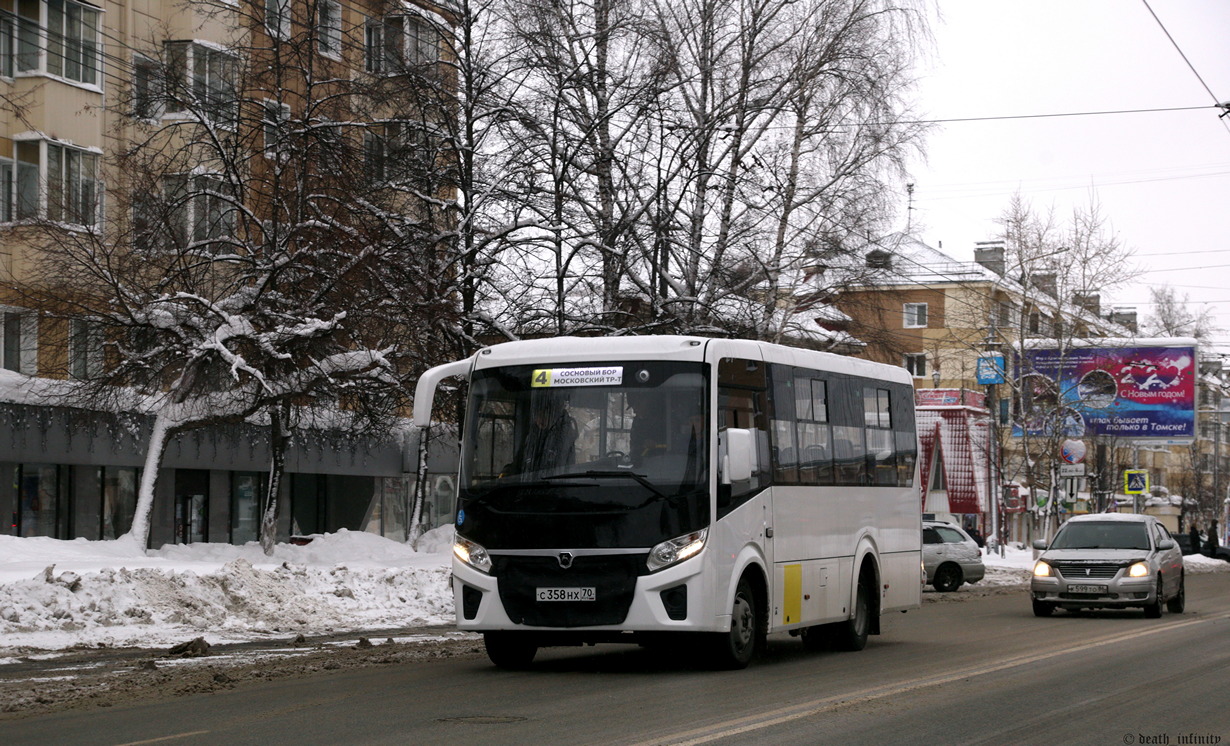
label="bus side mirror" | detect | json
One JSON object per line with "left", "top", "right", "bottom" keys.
{"left": 721, "top": 428, "right": 755, "bottom": 484}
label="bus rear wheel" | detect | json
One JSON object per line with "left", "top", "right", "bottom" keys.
{"left": 832, "top": 571, "right": 872, "bottom": 652}
{"left": 484, "top": 632, "right": 538, "bottom": 669}
{"left": 707, "top": 576, "right": 760, "bottom": 669}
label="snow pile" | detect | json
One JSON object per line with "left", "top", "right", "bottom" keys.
{"left": 0, "top": 528, "right": 455, "bottom": 655}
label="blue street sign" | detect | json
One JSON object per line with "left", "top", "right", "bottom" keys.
{"left": 1124, "top": 470, "right": 1149, "bottom": 494}
{"left": 976, "top": 355, "right": 1006, "bottom": 385}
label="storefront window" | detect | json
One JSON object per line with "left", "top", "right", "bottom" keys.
{"left": 379, "top": 476, "right": 408, "bottom": 541}
{"left": 19, "top": 463, "right": 61, "bottom": 537}
{"left": 232, "top": 472, "right": 263, "bottom": 544}
{"left": 102, "top": 466, "right": 137, "bottom": 540}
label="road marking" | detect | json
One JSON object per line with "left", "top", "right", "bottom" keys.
{"left": 625, "top": 614, "right": 1224, "bottom": 746}
{"left": 115, "top": 732, "right": 210, "bottom": 745}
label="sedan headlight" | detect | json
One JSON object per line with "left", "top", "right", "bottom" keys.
{"left": 647, "top": 528, "right": 708, "bottom": 572}
{"left": 1128, "top": 561, "right": 1150, "bottom": 578}
{"left": 453, "top": 536, "right": 492, "bottom": 574}
{"left": 1033, "top": 561, "right": 1052, "bottom": 577}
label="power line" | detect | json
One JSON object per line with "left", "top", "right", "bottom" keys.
{"left": 1141, "top": 0, "right": 1230, "bottom": 136}
{"left": 898, "top": 104, "right": 1216, "bottom": 127}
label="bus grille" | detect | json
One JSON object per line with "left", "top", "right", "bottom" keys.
{"left": 493, "top": 554, "right": 643, "bottom": 627}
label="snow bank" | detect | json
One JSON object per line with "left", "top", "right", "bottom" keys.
{"left": 0, "top": 528, "right": 455, "bottom": 654}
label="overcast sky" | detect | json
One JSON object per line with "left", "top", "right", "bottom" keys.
{"left": 902, "top": 0, "right": 1230, "bottom": 353}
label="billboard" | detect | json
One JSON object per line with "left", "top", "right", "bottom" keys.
{"left": 1013, "top": 343, "right": 1196, "bottom": 440}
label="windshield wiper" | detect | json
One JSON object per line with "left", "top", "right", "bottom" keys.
{"left": 543, "top": 470, "right": 669, "bottom": 500}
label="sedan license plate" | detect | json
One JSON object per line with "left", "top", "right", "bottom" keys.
{"left": 536, "top": 587, "right": 596, "bottom": 602}
{"left": 1068, "top": 584, "right": 1106, "bottom": 594}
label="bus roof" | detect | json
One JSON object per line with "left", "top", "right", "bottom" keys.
{"left": 470, "top": 336, "right": 914, "bottom": 386}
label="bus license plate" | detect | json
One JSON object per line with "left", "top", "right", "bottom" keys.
{"left": 1068, "top": 584, "right": 1105, "bottom": 594}
{"left": 537, "top": 587, "right": 596, "bottom": 602}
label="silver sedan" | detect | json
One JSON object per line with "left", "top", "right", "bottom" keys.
{"left": 1030, "top": 513, "right": 1185, "bottom": 617}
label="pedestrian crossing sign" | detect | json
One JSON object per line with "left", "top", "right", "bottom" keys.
{"left": 1124, "top": 470, "right": 1149, "bottom": 495}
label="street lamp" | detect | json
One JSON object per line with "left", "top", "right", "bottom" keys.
{"left": 932, "top": 368, "right": 941, "bottom": 388}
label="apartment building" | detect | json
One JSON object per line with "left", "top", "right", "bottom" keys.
{"left": 0, "top": 0, "right": 457, "bottom": 545}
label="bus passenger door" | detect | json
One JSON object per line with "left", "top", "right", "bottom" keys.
{"left": 716, "top": 354, "right": 772, "bottom": 570}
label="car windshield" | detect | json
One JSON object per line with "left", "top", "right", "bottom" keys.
{"left": 1049, "top": 521, "right": 1151, "bottom": 551}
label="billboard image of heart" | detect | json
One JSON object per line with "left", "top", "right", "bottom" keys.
{"left": 1013, "top": 344, "right": 1196, "bottom": 440}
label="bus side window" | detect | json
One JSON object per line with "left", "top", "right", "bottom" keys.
{"left": 768, "top": 365, "right": 798, "bottom": 484}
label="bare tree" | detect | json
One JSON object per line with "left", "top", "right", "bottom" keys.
{"left": 465, "top": 0, "right": 925, "bottom": 339}
{"left": 993, "top": 193, "right": 1137, "bottom": 537}
{"left": 1141, "top": 285, "right": 1220, "bottom": 344}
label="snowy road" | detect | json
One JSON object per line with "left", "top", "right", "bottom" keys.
{"left": 5, "top": 573, "right": 1228, "bottom": 745}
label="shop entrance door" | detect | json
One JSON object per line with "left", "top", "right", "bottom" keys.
{"left": 174, "top": 470, "right": 209, "bottom": 544}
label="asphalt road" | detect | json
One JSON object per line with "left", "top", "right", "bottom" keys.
{"left": 6, "top": 574, "right": 1230, "bottom": 746}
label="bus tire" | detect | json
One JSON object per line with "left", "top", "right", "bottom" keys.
{"left": 708, "top": 576, "right": 760, "bottom": 669}
{"left": 484, "top": 632, "right": 537, "bottom": 669}
{"left": 833, "top": 570, "right": 872, "bottom": 652}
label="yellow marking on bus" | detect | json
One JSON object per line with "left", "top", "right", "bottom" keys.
{"left": 783, "top": 564, "right": 802, "bottom": 624}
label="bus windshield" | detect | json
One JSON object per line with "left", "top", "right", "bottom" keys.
{"left": 457, "top": 361, "right": 710, "bottom": 549}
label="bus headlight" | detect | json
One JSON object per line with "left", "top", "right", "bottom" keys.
{"left": 454, "top": 536, "right": 492, "bottom": 574}
{"left": 647, "top": 528, "right": 708, "bottom": 572}
{"left": 1033, "top": 561, "right": 1052, "bottom": 577}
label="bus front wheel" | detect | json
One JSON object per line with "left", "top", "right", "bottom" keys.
{"left": 484, "top": 632, "right": 538, "bottom": 669}
{"left": 708, "top": 576, "right": 760, "bottom": 669}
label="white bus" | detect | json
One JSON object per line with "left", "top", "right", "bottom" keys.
{"left": 414, "top": 336, "right": 921, "bottom": 669}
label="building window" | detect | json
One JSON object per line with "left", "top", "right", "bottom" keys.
{"left": 19, "top": 463, "right": 63, "bottom": 538}
{"left": 317, "top": 0, "right": 341, "bottom": 56}
{"left": 405, "top": 14, "right": 439, "bottom": 65}
{"left": 69, "top": 317, "right": 103, "bottom": 379}
{"left": 101, "top": 466, "right": 137, "bottom": 540}
{"left": 166, "top": 173, "right": 236, "bottom": 248}
{"left": 165, "top": 41, "right": 238, "bottom": 127}
{"left": 0, "top": 12, "right": 14, "bottom": 77}
{"left": 132, "top": 54, "right": 161, "bottom": 119}
{"left": 3, "top": 311, "right": 22, "bottom": 371}
{"left": 903, "top": 353, "right": 927, "bottom": 378}
{"left": 903, "top": 302, "right": 928, "bottom": 328}
{"left": 996, "top": 301, "right": 1016, "bottom": 329}
{"left": 262, "top": 99, "right": 291, "bottom": 156}
{"left": 15, "top": 140, "right": 39, "bottom": 219}
{"left": 6, "top": 0, "right": 100, "bottom": 83}
{"left": 265, "top": 0, "right": 290, "bottom": 39}
{"left": 10, "top": 139, "right": 99, "bottom": 225}
{"left": 0, "top": 157, "right": 11, "bottom": 222}
{"left": 365, "top": 13, "right": 438, "bottom": 73}
{"left": 46, "top": 142, "right": 99, "bottom": 226}
{"left": 46, "top": 0, "right": 100, "bottom": 84}
{"left": 14, "top": 0, "right": 39, "bottom": 73}
{"left": 1, "top": 312, "right": 36, "bottom": 373}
